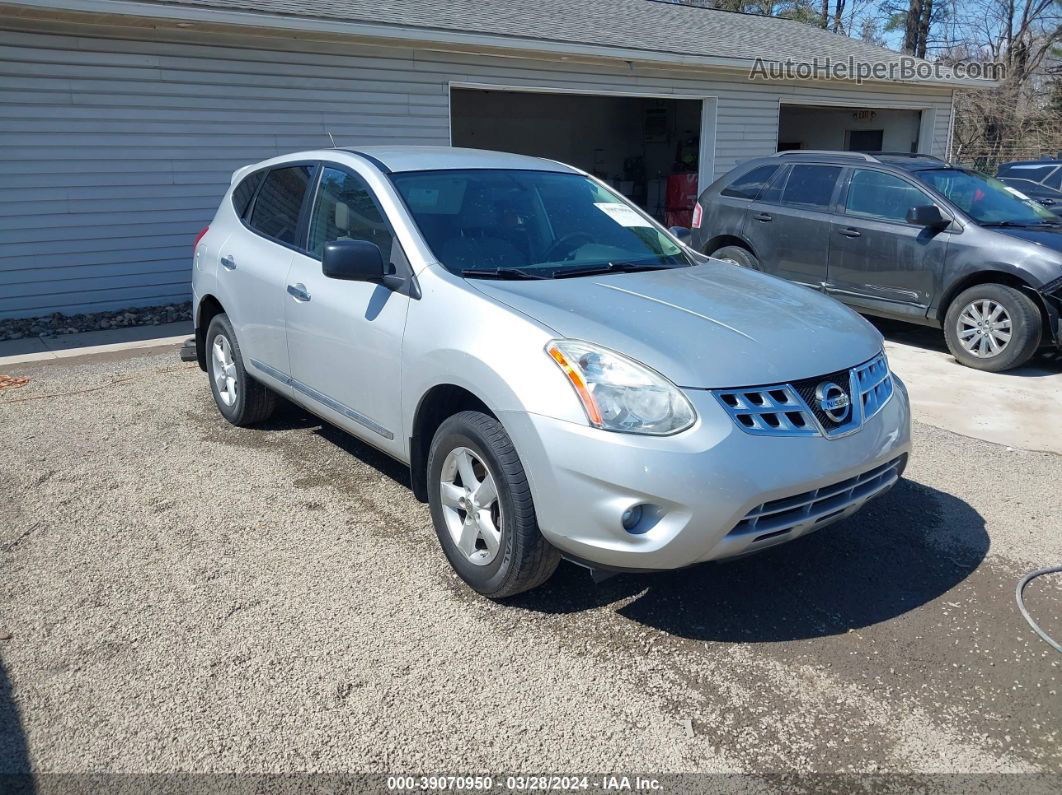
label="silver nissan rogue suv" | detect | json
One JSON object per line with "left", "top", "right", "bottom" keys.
{"left": 190, "top": 146, "right": 911, "bottom": 598}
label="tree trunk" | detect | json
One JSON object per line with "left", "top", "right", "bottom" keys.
{"left": 915, "top": 0, "right": 932, "bottom": 58}
{"left": 820, "top": 0, "right": 829, "bottom": 28}
{"left": 902, "top": 0, "right": 923, "bottom": 55}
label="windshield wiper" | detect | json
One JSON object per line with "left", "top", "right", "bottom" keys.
{"left": 461, "top": 267, "right": 549, "bottom": 280}
{"left": 982, "top": 220, "right": 1062, "bottom": 228}
{"left": 551, "top": 261, "right": 676, "bottom": 279}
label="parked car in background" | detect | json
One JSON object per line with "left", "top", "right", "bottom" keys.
{"left": 191, "top": 146, "right": 911, "bottom": 598}
{"left": 691, "top": 151, "right": 1062, "bottom": 372}
{"left": 996, "top": 158, "right": 1062, "bottom": 190}
{"left": 995, "top": 177, "right": 1062, "bottom": 217}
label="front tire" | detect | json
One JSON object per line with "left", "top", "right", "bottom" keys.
{"left": 427, "top": 411, "right": 560, "bottom": 598}
{"left": 710, "top": 245, "right": 760, "bottom": 270}
{"left": 206, "top": 314, "right": 277, "bottom": 426}
{"left": 943, "top": 284, "right": 1041, "bottom": 372}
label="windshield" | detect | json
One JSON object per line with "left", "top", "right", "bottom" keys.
{"left": 918, "top": 168, "right": 1056, "bottom": 225}
{"left": 390, "top": 169, "right": 692, "bottom": 278}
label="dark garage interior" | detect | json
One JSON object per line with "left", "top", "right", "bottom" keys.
{"left": 451, "top": 87, "right": 703, "bottom": 224}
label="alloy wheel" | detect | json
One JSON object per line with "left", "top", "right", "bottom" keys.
{"left": 439, "top": 447, "right": 502, "bottom": 566}
{"left": 211, "top": 334, "right": 239, "bottom": 407}
{"left": 957, "top": 299, "right": 1012, "bottom": 358}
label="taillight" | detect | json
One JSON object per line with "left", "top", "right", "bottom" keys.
{"left": 691, "top": 203, "right": 703, "bottom": 229}
{"left": 193, "top": 226, "right": 209, "bottom": 252}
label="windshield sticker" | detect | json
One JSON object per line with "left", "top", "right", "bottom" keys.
{"left": 594, "top": 202, "right": 653, "bottom": 228}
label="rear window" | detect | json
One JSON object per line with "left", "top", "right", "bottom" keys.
{"left": 720, "top": 165, "right": 779, "bottom": 200}
{"left": 247, "top": 165, "right": 314, "bottom": 246}
{"left": 1045, "top": 168, "right": 1062, "bottom": 190}
{"left": 231, "top": 171, "right": 264, "bottom": 217}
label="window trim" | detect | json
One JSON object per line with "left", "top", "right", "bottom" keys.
{"left": 840, "top": 166, "right": 941, "bottom": 227}
{"left": 242, "top": 160, "right": 321, "bottom": 254}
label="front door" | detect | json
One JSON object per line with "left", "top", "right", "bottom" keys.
{"left": 284, "top": 165, "right": 410, "bottom": 457}
{"left": 827, "top": 167, "right": 950, "bottom": 318}
{"left": 745, "top": 163, "right": 843, "bottom": 288}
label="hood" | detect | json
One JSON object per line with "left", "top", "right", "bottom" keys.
{"left": 991, "top": 225, "right": 1062, "bottom": 253}
{"left": 471, "top": 262, "right": 884, "bottom": 388}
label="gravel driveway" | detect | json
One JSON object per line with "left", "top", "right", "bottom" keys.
{"left": 1, "top": 348, "right": 1059, "bottom": 778}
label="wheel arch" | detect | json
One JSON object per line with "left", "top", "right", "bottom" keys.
{"left": 936, "top": 270, "right": 1051, "bottom": 340}
{"left": 702, "top": 234, "right": 755, "bottom": 258}
{"left": 194, "top": 294, "right": 226, "bottom": 372}
{"left": 409, "top": 384, "right": 497, "bottom": 503}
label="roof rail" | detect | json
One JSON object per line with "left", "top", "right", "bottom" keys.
{"left": 872, "top": 152, "right": 947, "bottom": 161}
{"left": 772, "top": 150, "right": 879, "bottom": 162}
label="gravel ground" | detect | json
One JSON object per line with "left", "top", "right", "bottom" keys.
{"left": 0, "top": 349, "right": 1059, "bottom": 777}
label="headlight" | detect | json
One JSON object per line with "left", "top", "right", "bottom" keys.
{"left": 545, "top": 340, "right": 696, "bottom": 435}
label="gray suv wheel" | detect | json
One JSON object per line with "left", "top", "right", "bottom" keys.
{"left": 943, "top": 284, "right": 1042, "bottom": 372}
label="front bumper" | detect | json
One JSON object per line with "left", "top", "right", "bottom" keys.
{"left": 501, "top": 378, "right": 912, "bottom": 571}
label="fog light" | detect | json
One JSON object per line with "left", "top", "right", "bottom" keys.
{"left": 621, "top": 504, "right": 644, "bottom": 533}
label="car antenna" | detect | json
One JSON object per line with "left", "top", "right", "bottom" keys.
{"left": 326, "top": 131, "right": 337, "bottom": 148}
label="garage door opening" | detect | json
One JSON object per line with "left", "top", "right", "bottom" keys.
{"left": 778, "top": 104, "right": 923, "bottom": 153}
{"left": 451, "top": 87, "right": 703, "bottom": 224}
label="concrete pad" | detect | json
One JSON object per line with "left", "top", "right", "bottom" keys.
{"left": 883, "top": 333, "right": 1062, "bottom": 455}
{"left": 0, "top": 321, "right": 192, "bottom": 366}
{"left": 40, "top": 320, "right": 192, "bottom": 351}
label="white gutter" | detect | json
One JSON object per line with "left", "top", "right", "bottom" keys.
{"left": 3, "top": 0, "right": 992, "bottom": 89}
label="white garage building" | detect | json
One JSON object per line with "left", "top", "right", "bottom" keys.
{"left": 0, "top": 0, "right": 975, "bottom": 318}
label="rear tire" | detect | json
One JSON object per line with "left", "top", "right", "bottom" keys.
{"left": 710, "top": 245, "right": 760, "bottom": 270}
{"left": 943, "top": 284, "right": 1041, "bottom": 372}
{"left": 427, "top": 411, "right": 560, "bottom": 599}
{"left": 206, "top": 314, "right": 277, "bottom": 426}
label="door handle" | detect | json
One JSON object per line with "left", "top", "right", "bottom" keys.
{"left": 220, "top": 255, "right": 236, "bottom": 270}
{"left": 753, "top": 212, "right": 773, "bottom": 222}
{"left": 839, "top": 228, "right": 862, "bottom": 238}
{"left": 287, "top": 283, "right": 311, "bottom": 302}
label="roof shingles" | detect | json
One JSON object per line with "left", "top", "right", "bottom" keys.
{"left": 136, "top": 0, "right": 937, "bottom": 70}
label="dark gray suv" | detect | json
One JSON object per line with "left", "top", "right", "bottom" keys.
{"left": 691, "top": 151, "right": 1062, "bottom": 372}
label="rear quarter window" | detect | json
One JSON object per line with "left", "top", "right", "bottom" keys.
{"left": 720, "top": 165, "right": 780, "bottom": 200}
{"left": 231, "top": 171, "right": 264, "bottom": 218}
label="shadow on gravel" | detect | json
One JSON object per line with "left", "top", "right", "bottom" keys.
{"left": 509, "top": 479, "right": 990, "bottom": 643}
{"left": 260, "top": 399, "right": 413, "bottom": 489}
{"left": 0, "top": 657, "right": 33, "bottom": 790}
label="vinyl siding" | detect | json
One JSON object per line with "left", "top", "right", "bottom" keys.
{"left": 0, "top": 16, "right": 955, "bottom": 318}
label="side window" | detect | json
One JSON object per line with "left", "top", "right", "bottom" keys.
{"left": 779, "top": 165, "right": 842, "bottom": 209}
{"left": 845, "top": 170, "right": 935, "bottom": 223}
{"left": 248, "top": 165, "right": 314, "bottom": 246}
{"left": 720, "top": 165, "right": 780, "bottom": 200}
{"left": 1044, "top": 168, "right": 1062, "bottom": 190}
{"left": 231, "top": 171, "right": 263, "bottom": 218}
{"left": 307, "top": 167, "right": 395, "bottom": 260}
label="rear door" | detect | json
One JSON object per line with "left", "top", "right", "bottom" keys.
{"left": 745, "top": 163, "right": 843, "bottom": 288}
{"left": 826, "top": 167, "right": 950, "bottom": 319}
{"left": 217, "top": 163, "right": 315, "bottom": 383}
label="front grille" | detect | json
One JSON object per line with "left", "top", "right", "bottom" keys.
{"left": 712, "top": 353, "right": 893, "bottom": 439}
{"left": 791, "top": 366, "right": 855, "bottom": 433}
{"left": 728, "top": 456, "right": 904, "bottom": 541}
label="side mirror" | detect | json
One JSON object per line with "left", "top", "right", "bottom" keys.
{"left": 1039, "top": 198, "right": 1055, "bottom": 207}
{"left": 906, "top": 205, "right": 948, "bottom": 228}
{"left": 322, "top": 239, "right": 385, "bottom": 282}
{"left": 669, "top": 225, "right": 692, "bottom": 241}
